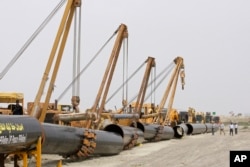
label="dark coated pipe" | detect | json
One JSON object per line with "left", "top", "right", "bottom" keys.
{"left": 186, "top": 123, "right": 207, "bottom": 135}
{"left": 93, "top": 130, "right": 124, "bottom": 155}
{"left": 173, "top": 123, "right": 188, "bottom": 138}
{"left": 41, "top": 123, "right": 84, "bottom": 155}
{"left": 134, "top": 123, "right": 174, "bottom": 141}
{"left": 205, "top": 123, "right": 213, "bottom": 133}
{"left": 103, "top": 124, "right": 144, "bottom": 149}
{"left": 0, "top": 116, "right": 124, "bottom": 159}
{"left": 205, "top": 123, "right": 219, "bottom": 133}
{"left": 0, "top": 115, "right": 42, "bottom": 153}
{"left": 42, "top": 123, "right": 124, "bottom": 158}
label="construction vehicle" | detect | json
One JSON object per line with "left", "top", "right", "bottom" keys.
{"left": 27, "top": 0, "right": 125, "bottom": 160}
{"left": 58, "top": 23, "right": 147, "bottom": 150}
{"left": 187, "top": 107, "right": 196, "bottom": 123}
{"left": 178, "top": 110, "right": 188, "bottom": 123}
{"left": 110, "top": 56, "right": 185, "bottom": 140}
{"left": 0, "top": 92, "right": 24, "bottom": 115}
{"left": 195, "top": 111, "right": 205, "bottom": 123}
{"left": 136, "top": 56, "right": 185, "bottom": 127}
{"left": 1, "top": 1, "right": 127, "bottom": 166}
{"left": 27, "top": 101, "right": 73, "bottom": 123}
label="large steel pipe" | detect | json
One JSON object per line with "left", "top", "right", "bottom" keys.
{"left": 111, "top": 113, "right": 139, "bottom": 119}
{"left": 173, "top": 123, "right": 188, "bottom": 138}
{"left": 0, "top": 116, "right": 124, "bottom": 159}
{"left": 93, "top": 130, "right": 124, "bottom": 155}
{"left": 42, "top": 123, "right": 123, "bottom": 158}
{"left": 103, "top": 124, "right": 144, "bottom": 149}
{"left": 0, "top": 115, "right": 42, "bottom": 153}
{"left": 205, "top": 123, "right": 213, "bottom": 133}
{"left": 42, "top": 123, "right": 86, "bottom": 156}
{"left": 134, "top": 123, "right": 174, "bottom": 141}
{"left": 58, "top": 112, "right": 96, "bottom": 122}
{"left": 186, "top": 123, "right": 207, "bottom": 135}
{"left": 205, "top": 123, "right": 219, "bottom": 133}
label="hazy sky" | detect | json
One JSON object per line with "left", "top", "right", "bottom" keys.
{"left": 1, "top": 0, "right": 250, "bottom": 116}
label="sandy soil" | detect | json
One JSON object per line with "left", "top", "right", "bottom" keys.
{"left": 4, "top": 125, "right": 250, "bottom": 167}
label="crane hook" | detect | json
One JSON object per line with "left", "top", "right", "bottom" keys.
{"left": 180, "top": 69, "right": 185, "bottom": 90}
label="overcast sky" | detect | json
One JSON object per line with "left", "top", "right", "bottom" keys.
{"left": 1, "top": 0, "right": 250, "bottom": 116}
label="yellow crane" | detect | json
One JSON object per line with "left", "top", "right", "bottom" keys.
{"left": 138, "top": 57, "right": 185, "bottom": 127}
{"left": 86, "top": 23, "right": 128, "bottom": 129}
{"left": 30, "top": 0, "right": 81, "bottom": 123}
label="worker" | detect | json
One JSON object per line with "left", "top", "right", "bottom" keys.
{"left": 211, "top": 122, "right": 215, "bottom": 135}
{"left": 229, "top": 122, "right": 234, "bottom": 136}
{"left": 219, "top": 122, "right": 225, "bottom": 135}
{"left": 234, "top": 123, "right": 238, "bottom": 135}
{"left": 12, "top": 99, "right": 23, "bottom": 115}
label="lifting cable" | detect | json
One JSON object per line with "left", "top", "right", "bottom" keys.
{"left": 150, "top": 65, "right": 156, "bottom": 104}
{"left": 144, "top": 62, "right": 175, "bottom": 102}
{"left": 105, "top": 59, "right": 146, "bottom": 104}
{"left": 128, "top": 61, "right": 175, "bottom": 104}
{"left": 0, "top": 0, "right": 66, "bottom": 80}
{"left": 57, "top": 30, "right": 118, "bottom": 101}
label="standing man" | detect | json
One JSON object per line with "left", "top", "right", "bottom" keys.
{"left": 229, "top": 122, "right": 234, "bottom": 136}
{"left": 212, "top": 122, "right": 215, "bottom": 135}
{"left": 13, "top": 99, "right": 23, "bottom": 115}
{"left": 219, "top": 122, "right": 225, "bottom": 135}
{"left": 234, "top": 123, "right": 238, "bottom": 135}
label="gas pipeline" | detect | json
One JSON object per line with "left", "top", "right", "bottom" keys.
{"left": 0, "top": 115, "right": 125, "bottom": 165}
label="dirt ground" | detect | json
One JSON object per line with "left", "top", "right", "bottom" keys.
{"left": 4, "top": 124, "right": 250, "bottom": 167}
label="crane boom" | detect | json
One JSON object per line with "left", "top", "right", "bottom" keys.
{"left": 133, "top": 57, "right": 155, "bottom": 115}
{"left": 31, "top": 0, "right": 81, "bottom": 122}
{"left": 155, "top": 56, "right": 185, "bottom": 126}
{"left": 88, "top": 24, "right": 128, "bottom": 128}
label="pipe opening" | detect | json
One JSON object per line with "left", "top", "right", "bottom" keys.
{"left": 103, "top": 124, "right": 124, "bottom": 138}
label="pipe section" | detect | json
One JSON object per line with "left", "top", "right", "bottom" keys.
{"left": 41, "top": 123, "right": 86, "bottom": 156}
{"left": 42, "top": 123, "right": 124, "bottom": 158}
{"left": 186, "top": 123, "right": 207, "bottom": 135}
{"left": 111, "top": 113, "right": 139, "bottom": 119}
{"left": 205, "top": 123, "right": 219, "bottom": 133}
{"left": 134, "top": 123, "right": 174, "bottom": 141}
{"left": 103, "top": 124, "right": 144, "bottom": 149}
{"left": 93, "top": 130, "right": 124, "bottom": 155}
{"left": 173, "top": 123, "right": 188, "bottom": 138}
{"left": 58, "top": 112, "right": 96, "bottom": 122}
{"left": 0, "top": 115, "right": 42, "bottom": 153}
{"left": 0, "top": 116, "right": 124, "bottom": 159}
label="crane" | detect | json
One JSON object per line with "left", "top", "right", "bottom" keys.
{"left": 133, "top": 57, "right": 156, "bottom": 116}
{"left": 30, "top": 0, "right": 81, "bottom": 122}
{"left": 85, "top": 23, "right": 128, "bottom": 129}
{"left": 1, "top": 2, "right": 126, "bottom": 166}
{"left": 155, "top": 56, "right": 185, "bottom": 126}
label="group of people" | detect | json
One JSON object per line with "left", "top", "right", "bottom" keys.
{"left": 219, "top": 122, "right": 238, "bottom": 136}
